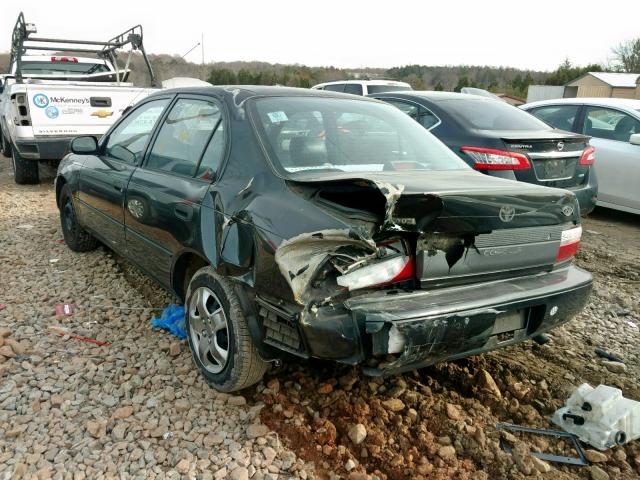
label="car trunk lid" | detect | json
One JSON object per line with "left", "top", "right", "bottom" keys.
{"left": 496, "top": 130, "right": 590, "bottom": 189}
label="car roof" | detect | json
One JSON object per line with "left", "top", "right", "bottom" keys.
{"left": 523, "top": 97, "right": 640, "bottom": 112}
{"left": 148, "top": 85, "right": 384, "bottom": 103}
{"left": 313, "top": 79, "right": 411, "bottom": 88}
{"left": 369, "top": 90, "right": 503, "bottom": 103}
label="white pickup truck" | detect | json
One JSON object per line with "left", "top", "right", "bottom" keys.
{"left": 0, "top": 13, "right": 158, "bottom": 184}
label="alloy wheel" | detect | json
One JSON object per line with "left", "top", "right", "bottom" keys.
{"left": 189, "top": 287, "right": 229, "bottom": 374}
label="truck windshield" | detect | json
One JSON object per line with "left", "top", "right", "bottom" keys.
{"left": 251, "top": 96, "right": 469, "bottom": 178}
{"left": 20, "top": 61, "right": 110, "bottom": 75}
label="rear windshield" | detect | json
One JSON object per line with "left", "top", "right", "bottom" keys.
{"left": 442, "top": 98, "right": 551, "bottom": 131}
{"left": 20, "top": 61, "right": 110, "bottom": 75}
{"left": 367, "top": 85, "right": 412, "bottom": 94}
{"left": 251, "top": 96, "right": 469, "bottom": 178}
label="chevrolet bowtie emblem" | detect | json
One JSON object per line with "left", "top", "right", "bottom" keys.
{"left": 91, "top": 110, "right": 114, "bottom": 118}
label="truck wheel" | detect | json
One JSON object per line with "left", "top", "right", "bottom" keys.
{"left": 59, "top": 184, "right": 99, "bottom": 252}
{"left": 185, "top": 267, "right": 268, "bottom": 392}
{"left": 11, "top": 145, "right": 39, "bottom": 184}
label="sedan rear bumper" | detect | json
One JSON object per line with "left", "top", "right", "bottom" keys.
{"left": 300, "top": 265, "right": 592, "bottom": 374}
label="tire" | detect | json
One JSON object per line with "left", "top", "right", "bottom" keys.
{"left": 11, "top": 145, "right": 39, "bottom": 184}
{"left": 185, "top": 266, "right": 268, "bottom": 392}
{"left": 59, "top": 184, "right": 99, "bottom": 252}
{"left": 0, "top": 130, "right": 10, "bottom": 158}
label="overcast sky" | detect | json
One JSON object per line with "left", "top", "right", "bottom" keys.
{"left": 4, "top": 0, "right": 639, "bottom": 71}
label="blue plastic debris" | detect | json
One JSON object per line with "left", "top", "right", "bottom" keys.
{"left": 151, "top": 304, "right": 187, "bottom": 340}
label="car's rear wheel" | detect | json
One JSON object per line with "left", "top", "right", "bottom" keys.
{"left": 185, "top": 267, "right": 268, "bottom": 392}
{"left": 59, "top": 184, "right": 99, "bottom": 252}
{"left": 11, "top": 145, "right": 39, "bottom": 184}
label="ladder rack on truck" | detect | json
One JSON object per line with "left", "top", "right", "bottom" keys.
{"left": 1, "top": 12, "right": 158, "bottom": 184}
{"left": 9, "top": 11, "right": 157, "bottom": 86}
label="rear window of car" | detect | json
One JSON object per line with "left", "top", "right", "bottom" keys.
{"left": 250, "top": 96, "right": 469, "bottom": 178}
{"left": 442, "top": 98, "right": 551, "bottom": 131}
{"left": 366, "top": 85, "right": 412, "bottom": 94}
{"left": 20, "top": 61, "right": 110, "bottom": 75}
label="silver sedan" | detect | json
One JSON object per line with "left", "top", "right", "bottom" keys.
{"left": 523, "top": 97, "right": 640, "bottom": 215}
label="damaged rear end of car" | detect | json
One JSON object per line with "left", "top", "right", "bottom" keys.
{"left": 246, "top": 93, "right": 592, "bottom": 377}
{"left": 263, "top": 173, "right": 591, "bottom": 375}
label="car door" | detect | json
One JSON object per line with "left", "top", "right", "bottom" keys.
{"left": 77, "top": 98, "right": 171, "bottom": 251}
{"left": 124, "top": 95, "right": 227, "bottom": 286}
{"left": 579, "top": 106, "right": 640, "bottom": 210}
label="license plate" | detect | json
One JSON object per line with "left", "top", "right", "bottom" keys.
{"left": 541, "top": 159, "right": 571, "bottom": 179}
{"left": 492, "top": 310, "right": 525, "bottom": 334}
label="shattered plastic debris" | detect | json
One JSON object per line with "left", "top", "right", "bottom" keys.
{"left": 54, "top": 303, "right": 74, "bottom": 317}
{"left": 274, "top": 228, "right": 377, "bottom": 304}
{"left": 552, "top": 383, "right": 640, "bottom": 450}
{"left": 151, "top": 304, "right": 187, "bottom": 340}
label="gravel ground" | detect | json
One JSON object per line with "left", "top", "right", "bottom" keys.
{"left": 0, "top": 159, "right": 314, "bottom": 479}
{"left": 1, "top": 155, "right": 639, "bottom": 480}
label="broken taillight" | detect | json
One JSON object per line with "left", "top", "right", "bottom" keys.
{"left": 461, "top": 146, "right": 531, "bottom": 170}
{"left": 336, "top": 239, "right": 414, "bottom": 290}
{"left": 556, "top": 226, "right": 582, "bottom": 263}
{"left": 336, "top": 255, "right": 414, "bottom": 290}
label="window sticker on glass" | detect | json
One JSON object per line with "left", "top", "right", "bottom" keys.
{"left": 267, "top": 111, "right": 288, "bottom": 123}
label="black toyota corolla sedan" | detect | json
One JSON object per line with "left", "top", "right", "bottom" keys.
{"left": 56, "top": 86, "right": 592, "bottom": 391}
{"left": 369, "top": 91, "right": 598, "bottom": 215}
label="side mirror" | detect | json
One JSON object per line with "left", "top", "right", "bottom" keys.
{"left": 71, "top": 136, "right": 98, "bottom": 154}
{"left": 630, "top": 133, "right": 640, "bottom": 146}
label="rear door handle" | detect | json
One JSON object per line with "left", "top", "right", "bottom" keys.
{"left": 113, "top": 181, "right": 123, "bottom": 192}
{"left": 174, "top": 204, "right": 193, "bottom": 220}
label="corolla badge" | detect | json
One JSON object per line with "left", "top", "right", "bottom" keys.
{"left": 499, "top": 205, "right": 516, "bottom": 222}
{"left": 557, "top": 141, "right": 565, "bottom": 151}
{"left": 561, "top": 205, "right": 574, "bottom": 216}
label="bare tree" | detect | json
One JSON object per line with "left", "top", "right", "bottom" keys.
{"left": 612, "top": 38, "right": 640, "bottom": 73}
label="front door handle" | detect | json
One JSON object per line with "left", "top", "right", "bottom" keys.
{"left": 174, "top": 204, "right": 193, "bottom": 220}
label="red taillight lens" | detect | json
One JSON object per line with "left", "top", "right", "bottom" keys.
{"left": 579, "top": 146, "right": 596, "bottom": 165}
{"left": 556, "top": 226, "right": 582, "bottom": 262}
{"left": 461, "top": 146, "right": 531, "bottom": 170}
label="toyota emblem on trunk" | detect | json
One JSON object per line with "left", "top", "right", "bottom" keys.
{"left": 499, "top": 206, "right": 516, "bottom": 222}
{"left": 557, "top": 141, "right": 565, "bottom": 151}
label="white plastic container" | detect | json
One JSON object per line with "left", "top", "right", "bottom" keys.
{"left": 553, "top": 383, "right": 640, "bottom": 450}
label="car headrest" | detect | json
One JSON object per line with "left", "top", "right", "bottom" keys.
{"left": 289, "top": 136, "right": 328, "bottom": 167}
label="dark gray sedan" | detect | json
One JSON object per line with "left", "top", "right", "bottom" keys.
{"left": 56, "top": 86, "right": 592, "bottom": 391}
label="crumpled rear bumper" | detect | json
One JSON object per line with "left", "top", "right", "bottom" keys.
{"left": 300, "top": 265, "right": 592, "bottom": 375}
